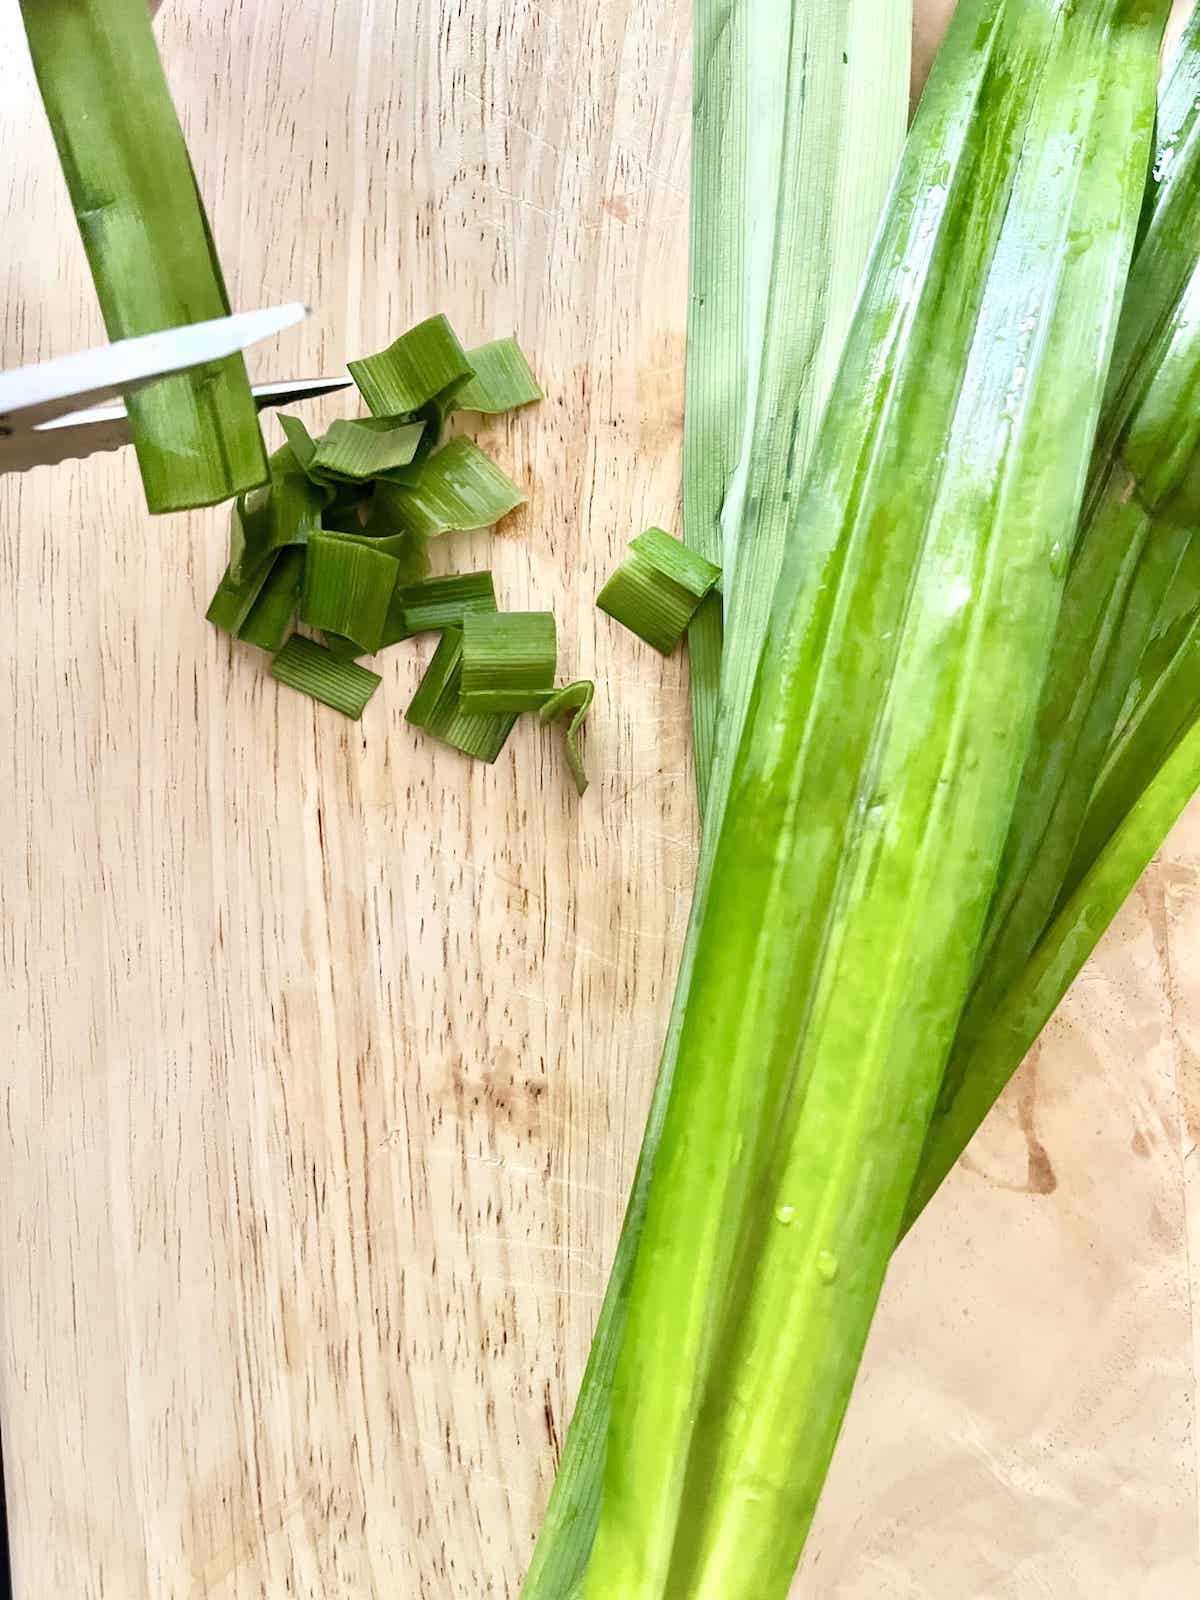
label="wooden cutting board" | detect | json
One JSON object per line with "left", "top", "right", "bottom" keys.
{"left": 0, "top": 1, "right": 1195, "bottom": 1594}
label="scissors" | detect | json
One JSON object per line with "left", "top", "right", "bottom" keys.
{"left": 0, "top": 302, "right": 349, "bottom": 474}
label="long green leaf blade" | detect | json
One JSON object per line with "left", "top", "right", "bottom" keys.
{"left": 19, "top": 0, "right": 267, "bottom": 512}
{"left": 1118, "top": 527, "right": 1200, "bottom": 744}
{"left": 584, "top": 3, "right": 1164, "bottom": 1594}
{"left": 682, "top": 0, "right": 910, "bottom": 813}
{"left": 905, "top": 708, "right": 1200, "bottom": 1231}
{"left": 520, "top": 5, "right": 911, "bottom": 1594}
{"left": 1070, "top": 626, "right": 1200, "bottom": 896}
{"left": 910, "top": 6, "right": 1200, "bottom": 1221}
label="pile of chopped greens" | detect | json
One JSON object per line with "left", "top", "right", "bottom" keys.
{"left": 205, "top": 317, "right": 606, "bottom": 793}
{"left": 206, "top": 312, "right": 714, "bottom": 797}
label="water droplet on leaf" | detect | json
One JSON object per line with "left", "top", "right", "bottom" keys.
{"left": 816, "top": 1250, "right": 839, "bottom": 1283}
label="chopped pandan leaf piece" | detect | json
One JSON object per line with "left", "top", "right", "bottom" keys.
{"left": 322, "top": 633, "right": 367, "bottom": 661}
{"left": 238, "top": 443, "right": 329, "bottom": 562}
{"left": 460, "top": 611, "right": 557, "bottom": 712}
{"left": 322, "top": 481, "right": 369, "bottom": 529}
{"left": 323, "top": 413, "right": 437, "bottom": 482}
{"left": 355, "top": 414, "right": 424, "bottom": 431}
{"left": 270, "top": 635, "right": 380, "bottom": 719}
{"left": 360, "top": 489, "right": 408, "bottom": 540}
{"left": 322, "top": 504, "right": 368, "bottom": 535}
{"left": 539, "top": 680, "right": 595, "bottom": 796}
{"left": 454, "top": 339, "right": 543, "bottom": 413}
{"left": 369, "top": 437, "right": 525, "bottom": 538}
{"left": 277, "top": 413, "right": 318, "bottom": 474}
{"left": 348, "top": 313, "right": 473, "bottom": 417}
{"left": 205, "top": 498, "right": 281, "bottom": 635}
{"left": 379, "top": 592, "right": 409, "bottom": 651}
{"left": 308, "top": 417, "right": 425, "bottom": 483}
{"left": 206, "top": 554, "right": 275, "bottom": 635}
{"left": 405, "top": 628, "right": 460, "bottom": 726}
{"left": 358, "top": 408, "right": 453, "bottom": 483}
{"left": 299, "top": 533, "right": 400, "bottom": 654}
{"left": 403, "top": 399, "right": 457, "bottom": 467}
{"left": 238, "top": 547, "right": 305, "bottom": 652}
{"left": 361, "top": 485, "right": 416, "bottom": 538}
{"left": 205, "top": 445, "right": 328, "bottom": 633}
{"left": 380, "top": 571, "right": 498, "bottom": 648}
{"left": 631, "top": 525, "right": 723, "bottom": 594}
{"left": 372, "top": 461, "right": 426, "bottom": 488}
{"left": 281, "top": 411, "right": 425, "bottom": 492}
{"left": 322, "top": 526, "right": 431, "bottom": 584}
{"left": 405, "top": 628, "right": 517, "bottom": 763}
{"left": 597, "top": 527, "right": 721, "bottom": 654}
{"left": 266, "top": 442, "right": 332, "bottom": 532}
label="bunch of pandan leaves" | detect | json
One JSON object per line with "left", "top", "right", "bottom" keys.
{"left": 522, "top": 4, "right": 1200, "bottom": 1597}
{"left": 24, "top": 0, "right": 1200, "bottom": 1594}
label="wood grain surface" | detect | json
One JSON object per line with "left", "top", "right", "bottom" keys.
{"left": 0, "top": 1, "right": 1196, "bottom": 1596}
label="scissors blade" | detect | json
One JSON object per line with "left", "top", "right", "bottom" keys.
{"left": 10, "top": 375, "right": 352, "bottom": 472}
{"left": 0, "top": 303, "right": 308, "bottom": 436}
{"left": 247, "top": 376, "right": 353, "bottom": 408}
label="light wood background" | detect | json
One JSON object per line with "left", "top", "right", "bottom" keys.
{"left": 0, "top": 1, "right": 1196, "bottom": 1595}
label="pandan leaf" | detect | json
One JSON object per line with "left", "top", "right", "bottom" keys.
{"left": 582, "top": 4, "right": 1165, "bottom": 1595}
{"left": 19, "top": 0, "right": 268, "bottom": 512}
